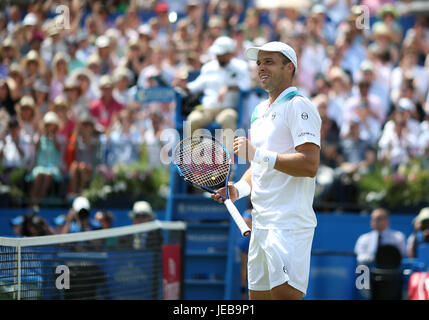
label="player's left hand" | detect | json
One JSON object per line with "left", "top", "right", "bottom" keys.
{"left": 233, "top": 137, "right": 256, "bottom": 161}
{"left": 211, "top": 182, "right": 238, "bottom": 204}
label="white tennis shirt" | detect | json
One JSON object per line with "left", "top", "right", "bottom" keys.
{"left": 249, "top": 86, "right": 322, "bottom": 229}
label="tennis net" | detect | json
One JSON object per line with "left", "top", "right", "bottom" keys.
{"left": 0, "top": 220, "right": 186, "bottom": 300}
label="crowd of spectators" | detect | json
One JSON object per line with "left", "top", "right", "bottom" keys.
{"left": 0, "top": 0, "right": 428, "bottom": 212}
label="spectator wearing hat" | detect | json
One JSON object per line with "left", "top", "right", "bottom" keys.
{"left": 374, "top": 4, "right": 402, "bottom": 45}
{"left": 50, "top": 52, "right": 70, "bottom": 100}
{"left": 129, "top": 201, "right": 155, "bottom": 225}
{"left": 356, "top": 60, "right": 390, "bottom": 117}
{"left": 22, "top": 50, "right": 45, "bottom": 93}
{"left": 172, "top": 19, "right": 193, "bottom": 61}
{"left": 127, "top": 201, "right": 161, "bottom": 251}
{"left": 382, "top": 97, "right": 421, "bottom": 141}
{"left": 403, "top": 16, "right": 429, "bottom": 62}
{"left": 9, "top": 215, "right": 24, "bottom": 237}
{"left": 32, "top": 79, "right": 50, "bottom": 117}
{"left": 95, "top": 35, "right": 115, "bottom": 75}
{"left": 66, "top": 113, "right": 101, "bottom": 200}
{"left": 390, "top": 48, "right": 429, "bottom": 107}
{"left": 119, "top": 38, "right": 147, "bottom": 87}
{"left": 8, "top": 63, "right": 25, "bottom": 97}
{"left": 241, "top": 9, "right": 270, "bottom": 45}
{"left": 0, "top": 117, "right": 34, "bottom": 184}
{"left": 342, "top": 79, "right": 384, "bottom": 147}
{"left": 20, "top": 13, "right": 40, "bottom": 54}
{"left": 62, "top": 196, "right": 99, "bottom": 233}
{"left": 86, "top": 54, "right": 103, "bottom": 85}
{"left": 153, "top": 2, "right": 173, "bottom": 46}
{"left": 325, "top": 67, "right": 352, "bottom": 129}
{"left": 15, "top": 96, "right": 39, "bottom": 142}
{"left": 71, "top": 67, "right": 100, "bottom": 106}
{"left": 51, "top": 95, "right": 75, "bottom": 146}
{"left": 407, "top": 207, "right": 429, "bottom": 258}
{"left": 40, "top": 24, "right": 68, "bottom": 68}
{"left": 1, "top": 37, "right": 20, "bottom": 66}
{"left": 112, "top": 67, "right": 134, "bottom": 106}
{"left": 89, "top": 75, "right": 125, "bottom": 132}
{"left": 378, "top": 99, "right": 421, "bottom": 168}
{"left": 63, "top": 78, "right": 88, "bottom": 121}
{"left": 182, "top": 36, "right": 250, "bottom": 152}
{"left": 26, "top": 111, "right": 63, "bottom": 211}
{"left": 53, "top": 214, "right": 67, "bottom": 234}
{"left": 369, "top": 22, "right": 399, "bottom": 65}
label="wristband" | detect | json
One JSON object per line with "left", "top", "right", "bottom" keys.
{"left": 234, "top": 180, "right": 251, "bottom": 199}
{"left": 252, "top": 148, "right": 277, "bottom": 169}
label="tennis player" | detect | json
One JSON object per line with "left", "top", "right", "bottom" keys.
{"left": 212, "top": 42, "right": 321, "bottom": 300}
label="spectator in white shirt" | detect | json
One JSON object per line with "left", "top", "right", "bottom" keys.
{"left": 390, "top": 48, "right": 429, "bottom": 106}
{"left": 342, "top": 80, "right": 383, "bottom": 147}
{"left": 0, "top": 117, "right": 34, "bottom": 173}
{"left": 182, "top": 36, "right": 250, "bottom": 151}
{"left": 378, "top": 99, "right": 421, "bottom": 168}
{"left": 355, "top": 208, "right": 406, "bottom": 265}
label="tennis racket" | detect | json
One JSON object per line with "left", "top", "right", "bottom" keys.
{"left": 172, "top": 135, "right": 251, "bottom": 237}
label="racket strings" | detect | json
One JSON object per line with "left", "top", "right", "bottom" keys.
{"left": 173, "top": 137, "right": 230, "bottom": 187}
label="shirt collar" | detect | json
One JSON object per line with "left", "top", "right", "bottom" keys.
{"left": 271, "top": 86, "right": 298, "bottom": 106}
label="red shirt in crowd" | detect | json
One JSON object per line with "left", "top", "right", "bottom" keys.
{"left": 89, "top": 97, "right": 124, "bottom": 130}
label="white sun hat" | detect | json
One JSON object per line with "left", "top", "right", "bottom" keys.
{"left": 245, "top": 41, "right": 298, "bottom": 71}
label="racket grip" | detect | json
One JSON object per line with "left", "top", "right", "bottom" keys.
{"left": 224, "top": 199, "right": 251, "bottom": 237}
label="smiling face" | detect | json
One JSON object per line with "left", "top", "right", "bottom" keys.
{"left": 256, "top": 51, "right": 294, "bottom": 99}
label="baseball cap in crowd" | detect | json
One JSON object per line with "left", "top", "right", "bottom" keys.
{"left": 53, "top": 214, "right": 67, "bottom": 226}
{"left": 73, "top": 196, "right": 91, "bottom": 212}
{"left": 209, "top": 36, "right": 236, "bottom": 56}
{"left": 245, "top": 41, "right": 298, "bottom": 72}
{"left": 128, "top": 201, "right": 155, "bottom": 219}
{"left": 397, "top": 97, "right": 415, "bottom": 112}
{"left": 95, "top": 35, "right": 110, "bottom": 48}
{"left": 23, "top": 13, "right": 38, "bottom": 26}
{"left": 360, "top": 60, "right": 375, "bottom": 72}
{"left": 9, "top": 215, "right": 23, "bottom": 227}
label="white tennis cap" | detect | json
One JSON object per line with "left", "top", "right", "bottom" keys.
{"left": 209, "top": 36, "right": 236, "bottom": 56}
{"left": 245, "top": 41, "right": 298, "bottom": 71}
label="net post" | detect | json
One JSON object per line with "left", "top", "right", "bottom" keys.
{"left": 17, "top": 241, "right": 21, "bottom": 300}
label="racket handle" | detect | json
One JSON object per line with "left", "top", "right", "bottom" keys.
{"left": 224, "top": 199, "right": 251, "bottom": 237}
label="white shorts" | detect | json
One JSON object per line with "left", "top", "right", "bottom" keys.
{"left": 247, "top": 227, "right": 315, "bottom": 295}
